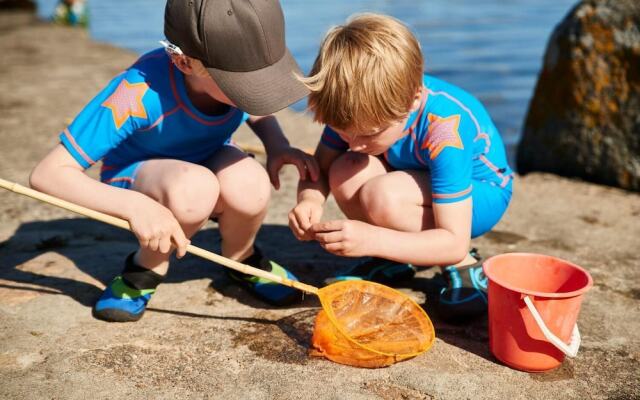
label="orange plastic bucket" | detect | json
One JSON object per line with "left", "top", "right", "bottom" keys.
{"left": 482, "top": 253, "right": 593, "bottom": 372}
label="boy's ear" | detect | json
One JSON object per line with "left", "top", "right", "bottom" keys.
{"left": 170, "top": 53, "right": 194, "bottom": 75}
{"left": 409, "top": 87, "right": 423, "bottom": 112}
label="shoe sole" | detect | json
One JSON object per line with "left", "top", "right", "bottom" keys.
{"left": 92, "top": 307, "right": 145, "bottom": 323}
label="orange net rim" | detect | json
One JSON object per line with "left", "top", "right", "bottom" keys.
{"left": 317, "top": 280, "right": 436, "bottom": 358}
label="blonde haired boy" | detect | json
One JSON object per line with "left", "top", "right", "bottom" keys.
{"left": 289, "top": 13, "right": 514, "bottom": 321}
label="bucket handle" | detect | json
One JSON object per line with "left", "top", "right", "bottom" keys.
{"left": 523, "top": 296, "right": 580, "bottom": 358}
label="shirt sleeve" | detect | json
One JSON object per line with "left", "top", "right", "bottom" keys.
{"left": 320, "top": 125, "right": 349, "bottom": 151}
{"left": 421, "top": 113, "right": 473, "bottom": 204}
{"left": 59, "top": 70, "right": 151, "bottom": 169}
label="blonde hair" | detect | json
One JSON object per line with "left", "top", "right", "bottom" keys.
{"left": 302, "top": 13, "right": 424, "bottom": 133}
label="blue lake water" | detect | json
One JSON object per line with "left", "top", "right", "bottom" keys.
{"left": 36, "top": 0, "right": 577, "bottom": 165}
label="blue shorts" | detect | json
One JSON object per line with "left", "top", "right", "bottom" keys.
{"left": 99, "top": 142, "right": 245, "bottom": 189}
{"left": 100, "top": 160, "right": 145, "bottom": 189}
{"left": 470, "top": 179, "right": 512, "bottom": 238}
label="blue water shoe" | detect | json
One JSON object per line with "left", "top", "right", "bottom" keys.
{"left": 227, "top": 247, "right": 302, "bottom": 306}
{"left": 92, "top": 252, "right": 163, "bottom": 322}
{"left": 437, "top": 249, "right": 487, "bottom": 322}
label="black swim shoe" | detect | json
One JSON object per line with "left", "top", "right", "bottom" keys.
{"left": 437, "top": 249, "right": 487, "bottom": 323}
{"left": 92, "top": 252, "right": 164, "bottom": 322}
{"left": 226, "top": 247, "right": 302, "bottom": 306}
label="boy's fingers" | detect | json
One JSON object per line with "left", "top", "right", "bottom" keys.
{"left": 290, "top": 158, "right": 308, "bottom": 181}
{"left": 314, "top": 231, "right": 343, "bottom": 245}
{"left": 172, "top": 230, "right": 189, "bottom": 258}
{"left": 159, "top": 236, "right": 172, "bottom": 254}
{"left": 174, "top": 226, "right": 188, "bottom": 243}
{"left": 268, "top": 160, "right": 283, "bottom": 190}
{"left": 287, "top": 213, "right": 303, "bottom": 239}
{"left": 310, "top": 220, "right": 343, "bottom": 233}
{"left": 322, "top": 242, "right": 344, "bottom": 254}
{"left": 304, "top": 156, "right": 320, "bottom": 182}
{"left": 309, "top": 205, "right": 322, "bottom": 225}
{"left": 148, "top": 237, "right": 160, "bottom": 252}
{"left": 296, "top": 209, "right": 312, "bottom": 231}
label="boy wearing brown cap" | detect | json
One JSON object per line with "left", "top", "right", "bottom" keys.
{"left": 30, "top": 0, "right": 317, "bottom": 322}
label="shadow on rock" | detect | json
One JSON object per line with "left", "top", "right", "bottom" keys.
{"left": 0, "top": 218, "right": 346, "bottom": 311}
{"left": 403, "top": 273, "right": 496, "bottom": 364}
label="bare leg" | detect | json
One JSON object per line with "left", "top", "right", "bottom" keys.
{"left": 131, "top": 159, "right": 220, "bottom": 275}
{"left": 329, "top": 153, "right": 477, "bottom": 266}
{"left": 359, "top": 169, "right": 435, "bottom": 232}
{"left": 329, "top": 153, "right": 435, "bottom": 230}
{"left": 328, "top": 152, "right": 389, "bottom": 221}
{"left": 204, "top": 146, "right": 271, "bottom": 261}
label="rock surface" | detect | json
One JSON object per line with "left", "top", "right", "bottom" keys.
{"left": 518, "top": 0, "right": 640, "bottom": 191}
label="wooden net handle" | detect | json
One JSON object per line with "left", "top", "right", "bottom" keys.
{"left": 0, "top": 178, "right": 319, "bottom": 295}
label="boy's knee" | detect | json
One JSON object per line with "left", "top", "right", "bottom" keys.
{"left": 220, "top": 158, "right": 271, "bottom": 216}
{"left": 359, "top": 179, "right": 398, "bottom": 224}
{"left": 163, "top": 166, "right": 219, "bottom": 224}
{"left": 328, "top": 152, "right": 369, "bottom": 194}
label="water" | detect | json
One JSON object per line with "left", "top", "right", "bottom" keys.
{"left": 35, "top": 0, "right": 577, "bottom": 165}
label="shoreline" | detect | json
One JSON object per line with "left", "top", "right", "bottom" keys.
{"left": 0, "top": 10, "right": 639, "bottom": 400}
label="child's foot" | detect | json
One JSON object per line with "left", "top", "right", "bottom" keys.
{"left": 437, "top": 249, "right": 487, "bottom": 323}
{"left": 227, "top": 247, "right": 302, "bottom": 306}
{"left": 92, "top": 252, "right": 164, "bottom": 322}
{"left": 324, "top": 257, "right": 416, "bottom": 285}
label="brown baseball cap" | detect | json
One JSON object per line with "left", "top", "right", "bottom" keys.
{"left": 164, "top": 0, "right": 308, "bottom": 115}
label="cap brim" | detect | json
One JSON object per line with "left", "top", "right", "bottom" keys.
{"left": 207, "top": 49, "right": 309, "bottom": 116}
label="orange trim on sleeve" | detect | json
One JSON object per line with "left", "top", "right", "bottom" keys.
{"left": 474, "top": 132, "right": 491, "bottom": 154}
{"left": 479, "top": 154, "right": 511, "bottom": 188}
{"left": 432, "top": 185, "right": 472, "bottom": 199}
{"left": 63, "top": 128, "right": 96, "bottom": 166}
{"left": 103, "top": 176, "right": 135, "bottom": 184}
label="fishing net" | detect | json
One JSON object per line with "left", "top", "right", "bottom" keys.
{"left": 310, "top": 280, "right": 435, "bottom": 368}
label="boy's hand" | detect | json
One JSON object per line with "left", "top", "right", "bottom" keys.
{"left": 127, "top": 197, "right": 190, "bottom": 258}
{"left": 288, "top": 199, "right": 324, "bottom": 241}
{"left": 310, "top": 219, "right": 375, "bottom": 257}
{"left": 266, "top": 145, "right": 319, "bottom": 190}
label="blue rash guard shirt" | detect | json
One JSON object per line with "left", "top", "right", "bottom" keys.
{"left": 320, "top": 74, "right": 514, "bottom": 237}
{"left": 59, "top": 48, "right": 249, "bottom": 187}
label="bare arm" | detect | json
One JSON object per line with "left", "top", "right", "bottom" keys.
{"left": 246, "top": 115, "right": 290, "bottom": 153}
{"left": 30, "top": 144, "right": 149, "bottom": 220}
{"left": 297, "top": 142, "right": 342, "bottom": 204}
{"left": 288, "top": 143, "right": 343, "bottom": 240}
{"left": 246, "top": 115, "right": 318, "bottom": 189}
{"left": 311, "top": 197, "right": 472, "bottom": 266}
{"left": 371, "top": 198, "right": 472, "bottom": 265}
{"left": 30, "top": 144, "right": 189, "bottom": 256}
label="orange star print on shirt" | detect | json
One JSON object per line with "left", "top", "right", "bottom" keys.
{"left": 101, "top": 79, "right": 149, "bottom": 129}
{"left": 421, "top": 113, "right": 463, "bottom": 160}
